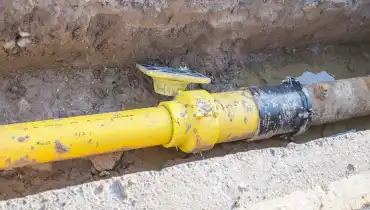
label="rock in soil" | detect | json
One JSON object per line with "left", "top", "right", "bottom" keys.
{"left": 89, "top": 152, "right": 123, "bottom": 172}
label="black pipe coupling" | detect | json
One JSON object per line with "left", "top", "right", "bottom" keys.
{"left": 248, "top": 77, "right": 312, "bottom": 140}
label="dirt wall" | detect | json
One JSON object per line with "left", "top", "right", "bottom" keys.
{"left": 1, "top": 0, "right": 370, "bottom": 72}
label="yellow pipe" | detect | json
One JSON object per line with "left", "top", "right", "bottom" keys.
{"left": 0, "top": 107, "right": 172, "bottom": 169}
{"left": 213, "top": 91, "right": 259, "bottom": 143}
{"left": 0, "top": 89, "right": 260, "bottom": 169}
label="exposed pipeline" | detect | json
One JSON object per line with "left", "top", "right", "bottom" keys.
{"left": 0, "top": 76, "right": 370, "bottom": 169}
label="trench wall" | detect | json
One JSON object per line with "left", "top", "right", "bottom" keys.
{"left": 1, "top": 0, "right": 370, "bottom": 72}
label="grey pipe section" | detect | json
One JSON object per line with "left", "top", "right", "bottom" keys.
{"left": 306, "top": 76, "right": 370, "bottom": 126}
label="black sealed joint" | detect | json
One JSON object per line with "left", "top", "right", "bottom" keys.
{"left": 248, "top": 77, "right": 312, "bottom": 139}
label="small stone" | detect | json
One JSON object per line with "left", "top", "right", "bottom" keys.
{"left": 347, "top": 163, "right": 356, "bottom": 172}
{"left": 269, "top": 149, "right": 276, "bottom": 156}
{"left": 89, "top": 152, "right": 123, "bottom": 171}
{"left": 98, "top": 171, "right": 110, "bottom": 176}
{"left": 90, "top": 166, "right": 98, "bottom": 175}
{"left": 39, "top": 204, "right": 48, "bottom": 210}
{"left": 17, "top": 37, "right": 32, "bottom": 48}
{"left": 94, "top": 184, "right": 104, "bottom": 195}
{"left": 18, "top": 98, "right": 31, "bottom": 111}
{"left": 237, "top": 184, "right": 248, "bottom": 193}
{"left": 19, "top": 31, "right": 31, "bottom": 37}
{"left": 3, "top": 40, "right": 16, "bottom": 50}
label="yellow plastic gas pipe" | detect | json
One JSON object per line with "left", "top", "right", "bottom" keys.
{"left": 0, "top": 107, "right": 173, "bottom": 169}
{"left": 0, "top": 76, "right": 369, "bottom": 169}
{"left": 0, "top": 90, "right": 259, "bottom": 169}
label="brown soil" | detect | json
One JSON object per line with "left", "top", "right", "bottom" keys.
{"left": 1, "top": 0, "right": 370, "bottom": 72}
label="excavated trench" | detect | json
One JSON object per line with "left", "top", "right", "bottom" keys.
{"left": 1, "top": 43, "right": 370, "bottom": 200}
{"left": 0, "top": 0, "right": 370, "bottom": 202}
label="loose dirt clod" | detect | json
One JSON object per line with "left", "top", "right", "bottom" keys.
{"left": 16, "top": 38, "right": 32, "bottom": 48}
{"left": 3, "top": 41, "right": 15, "bottom": 50}
{"left": 18, "top": 31, "right": 31, "bottom": 38}
{"left": 89, "top": 152, "right": 123, "bottom": 172}
{"left": 18, "top": 98, "right": 31, "bottom": 111}
{"left": 55, "top": 140, "right": 70, "bottom": 154}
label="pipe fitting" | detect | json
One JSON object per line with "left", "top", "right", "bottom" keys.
{"left": 160, "top": 89, "right": 261, "bottom": 152}
{"left": 248, "top": 78, "right": 312, "bottom": 140}
{"left": 160, "top": 90, "right": 220, "bottom": 153}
